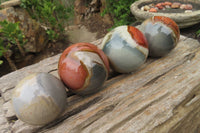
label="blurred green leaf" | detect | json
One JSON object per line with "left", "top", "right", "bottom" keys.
{"left": 0, "top": 60, "right": 3, "bottom": 65}
{"left": 103, "top": 0, "right": 137, "bottom": 29}
{"left": 0, "top": 20, "right": 27, "bottom": 60}
{"left": 197, "top": 30, "right": 200, "bottom": 37}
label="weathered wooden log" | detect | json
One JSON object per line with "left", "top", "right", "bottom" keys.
{"left": 0, "top": 36, "right": 200, "bottom": 133}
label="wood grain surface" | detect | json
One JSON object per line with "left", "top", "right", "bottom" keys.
{"left": 0, "top": 36, "right": 200, "bottom": 133}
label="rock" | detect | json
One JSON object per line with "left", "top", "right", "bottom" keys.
{"left": 144, "top": 5, "right": 150, "bottom": 11}
{"left": 149, "top": 3, "right": 155, "bottom": 8}
{"left": 149, "top": 8, "right": 157, "bottom": 12}
{"left": 156, "top": 3, "right": 164, "bottom": 9}
{"left": 15, "top": 8, "right": 48, "bottom": 53}
{"left": 171, "top": 2, "right": 181, "bottom": 9}
{"left": 185, "top": 10, "right": 193, "bottom": 13}
{"left": 141, "top": 6, "right": 145, "bottom": 11}
{"left": 164, "top": 2, "right": 172, "bottom": 6}
{"left": 180, "top": 4, "right": 186, "bottom": 9}
{"left": 180, "top": 4, "right": 192, "bottom": 10}
{"left": 185, "top": 4, "right": 193, "bottom": 10}
{"left": 161, "top": 2, "right": 166, "bottom": 6}
{"left": 157, "top": 6, "right": 164, "bottom": 10}
{"left": 0, "top": 7, "right": 16, "bottom": 22}
{"left": 165, "top": 5, "right": 171, "bottom": 9}
{"left": 0, "top": 0, "right": 21, "bottom": 9}
{"left": 0, "top": 7, "right": 48, "bottom": 53}
{"left": 22, "top": 19, "right": 48, "bottom": 53}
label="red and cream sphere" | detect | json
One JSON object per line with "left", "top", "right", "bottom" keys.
{"left": 58, "top": 43, "right": 109, "bottom": 95}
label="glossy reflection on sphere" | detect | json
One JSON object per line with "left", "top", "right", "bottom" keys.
{"left": 12, "top": 73, "right": 67, "bottom": 126}
{"left": 100, "top": 25, "right": 148, "bottom": 73}
{"left": 141, "top": 16, "right": 180, "bottom": 57}
{"left": 58, "top": 43, "right": 109, "bottom": 95}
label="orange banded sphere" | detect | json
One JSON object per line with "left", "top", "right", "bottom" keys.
{"left": 58, "top": 43, "right": 109, "bottom": 95}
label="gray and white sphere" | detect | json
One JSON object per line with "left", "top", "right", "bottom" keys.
{"left": 100, "top": 25, "right": 148, "bottom": 73}
{"left": 140, "top": 16, "right": 180, "bottom": 57}
{"left": 12, "top": 73, "right": 67, "bottom": 125}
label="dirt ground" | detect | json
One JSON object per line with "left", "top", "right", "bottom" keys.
{"left": 0, "top": 13, "right": 199, "bottom": 77}
{"left": 81, "top": 13, "right": 113, "bottom": 38}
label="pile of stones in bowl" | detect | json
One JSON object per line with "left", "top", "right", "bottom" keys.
{"left": 141, "top": 1, "right": 193, "bottom": 13}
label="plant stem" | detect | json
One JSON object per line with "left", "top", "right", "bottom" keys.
{"left": 16, "top": 39, "right": 26, "bottom": 56}
{"left": 3, "top": 52, "right": 17, "bottom": 71}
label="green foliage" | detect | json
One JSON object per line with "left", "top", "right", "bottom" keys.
{"left": 46, "top": 29, "right": 58, "bottom": 41}
{"left": 0, "top": 37, "right": 11, "bottom": 53}
{"left": 0, "top": 39, "right": 4, "bottom": 65}
{"left": 0, "top": 37, "right": 10, "bottom": 66}
{"left": 102, "top": 0, "right": 137, "bottom": 29}
{"left": 0, "top": 21, "right": 26, "bottom": 46}
{"left": 197, "top": 29, "right": 200, "bottom": 37}
{"left": 0, "top": 20, "right": 26, "bottom": 65}
{"left": 20, "top": 0, "right": 74, "bottom": 41}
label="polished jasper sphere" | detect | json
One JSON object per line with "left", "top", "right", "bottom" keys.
{"left": 100, "top": 25, "right": 148, "bottom": 73}
{"left": 12, "top": 73, "right": 67, "bottom": 125}
{"left": 141, "top": 16, "right": 180, "bottom": 57}
{"left": 58, "top": 43, "right": 109, "bottom": 95}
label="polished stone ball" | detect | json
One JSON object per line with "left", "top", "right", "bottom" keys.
{"left": 12, "top": 73, "right": 67, "bottom": 126}
{"left": 141, "top": 16, "right": 180, "bottom": 57}
{"left": 100, "top": 25, "right": 148, "bottom": 73}
{"left": 58, "top": 43, "right": 109, "bottom": 95}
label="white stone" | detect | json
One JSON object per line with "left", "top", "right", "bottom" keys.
{"left": 185, "top": 10, "right": 193, "bottom": 13}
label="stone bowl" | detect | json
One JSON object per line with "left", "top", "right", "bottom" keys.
{"left": 130, "top": 0, "right": 200, "bottom": 28}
